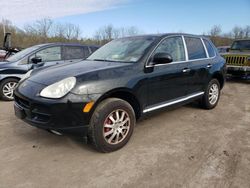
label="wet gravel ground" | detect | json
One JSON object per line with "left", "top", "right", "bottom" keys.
{"left": 0, "top": 79, "right": 250, "bottom": 188}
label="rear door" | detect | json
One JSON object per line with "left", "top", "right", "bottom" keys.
{"left": 184, "top": 36, "right": 211, "bottom": 94}
{"left": 63, "top": 46, "right": 91, "bottom": 63}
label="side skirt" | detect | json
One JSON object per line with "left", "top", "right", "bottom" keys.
{"left": 143, "top": 92, "right": 204, "bottom": 113}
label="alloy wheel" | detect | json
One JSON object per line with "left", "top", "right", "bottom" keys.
{"left": 208, "top": 83, "right": 219, "bottom": 105}
{"left": 2, "top": 82, "right": 17, "bottom": 100}
{"left": 103, "top": 109, "right": 130, "bottom": 145}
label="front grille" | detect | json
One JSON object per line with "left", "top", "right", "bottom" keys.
{"left": 224, "top": 55, "right": 248, "bottom": 66}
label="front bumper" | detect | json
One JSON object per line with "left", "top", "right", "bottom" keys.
{"left": 226, "top": 65, "right": 250, "bottom": 75}
{"left": 14, "top": 80, "right": 95, "bottom": 137}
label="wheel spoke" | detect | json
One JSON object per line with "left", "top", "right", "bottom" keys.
{"left": 115, "top": 133, "right": 120, "bottom": 143}
{"left": 120, "top": 111, "right": 125, "bottom": 121}
{"left": 121, "top": 118, "right": 129, "bottom": 126}
{"left": 104, "top": 123, "right": 113, "bottom": 128}
{"left": 109, "top": 116, "right": 116, "bottom": 123}
{"left": 3, "top": 86, "right": 10, "bottom": 91}
{"left": 115, "top": 110, "right": 120, "bottom": 121}
{"left": 104, "top": 129, "right": 114, "bottom": 137}
{"left": 3, "top": 91, "right": 12, "bottom": 95}
{"left": 108, "top": 132, "right": 117, "bottom": 143}
{"left": 121, "top": 126, "right": 128, "bottom": 130}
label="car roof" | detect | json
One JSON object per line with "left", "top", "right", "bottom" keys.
{"left": 120, "top": 33, "right": 206, "bottom": 40}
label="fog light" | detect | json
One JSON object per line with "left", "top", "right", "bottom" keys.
{"left": 83, "top": 102, "right": 94, "bottom": 113}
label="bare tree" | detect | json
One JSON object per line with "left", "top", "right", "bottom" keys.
{"left": 94, "top": 25, "right": 142, "bottom": 44}
{"left": 64, "top": 23, "right": 81, "bottom": 40}
{"left": 210, "top": 25, "right": 222, "bottom": 37}
{"left": 244, "top": 25, "right": 250, "bottom": 38}
{"left": 24, "top": 18, "right": 53, "bottom": 39}
{"left": 232, "top": 26, "right": 244, "bottom": 39}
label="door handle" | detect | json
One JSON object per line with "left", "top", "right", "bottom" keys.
{"left": 207, "top": 64, "right": 212, "bottom": 68}
{"left": 182, "top": 68, "right": 191, "bottom": 73}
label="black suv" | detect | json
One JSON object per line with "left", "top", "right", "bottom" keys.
{"left": 0, "top": 43, "right": 99, "bottom": 100}
{"left": 14, "top": 34, "right": 226, "bottom": 152}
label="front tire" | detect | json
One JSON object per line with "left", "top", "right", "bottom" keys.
{"left": 88, "top": 98, "right": 135, "bottom": 153}
{"left": 0, "top": 78, "right": 19, "bottom": 101}
{"left": 201, "top": 79, "right": 221, "bottom": 109}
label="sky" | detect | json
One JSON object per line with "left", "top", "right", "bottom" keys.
{"left": 0, "top": 0, "right": 250, "bottom": 38}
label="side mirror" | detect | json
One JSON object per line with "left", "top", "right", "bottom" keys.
{"left": 3, "top": 33, "right": 11, "bottom": 49}
{"left": 31, "top": 57, "right": 42, "bottom": 64}
{"left": 153, "top": 53, "right": 173, "bottom": 65}
{"left": 226, "top": 48, "right": 230, "bottom": 52}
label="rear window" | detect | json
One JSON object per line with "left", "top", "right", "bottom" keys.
{"left": 204, "top": 39, "right": 215, "bottom": 57}
{"left": 185, "top": 37, "right": 207, "bottom": 60}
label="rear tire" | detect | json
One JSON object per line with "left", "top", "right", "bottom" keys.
{"left": 200, "top": 79, "right": 221, "bottom": 109}
{"left": 88, "top": 98, "right": 135, "bottom": 153}
{"left": 0, "top": 78, "right": 19, "bottom": 101}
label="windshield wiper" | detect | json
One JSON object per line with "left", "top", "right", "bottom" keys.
{"left": 91, "top": 59, "right": 121, "bottom": 62}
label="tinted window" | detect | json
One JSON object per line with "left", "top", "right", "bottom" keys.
{"left": 204, "top": 39, "right": 215, "bottom": 57}
{"left": 36, "top": 46, "right": 61, "bottom": 62}
{"left": 185, "top": 37, "right": 206, "bottom": 60}
{"left": 64, "top": 46, "right": 89, "bottom": 60}
{"left": 231, "top": 40, "right": 250, "bottom": 50}
{"left": 154, "top": 36, "right": 185, "bottom": 62}
{"left": 90, "top": 46, "right": 99, "bottom": 53}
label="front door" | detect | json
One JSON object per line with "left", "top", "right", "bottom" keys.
{"left": 29, "top": 46, "right": 64, "bottom": 69}
{"left": 145, "top": 36, "right": 190, "bottom": 109}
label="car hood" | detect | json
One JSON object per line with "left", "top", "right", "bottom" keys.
{"left": 0, "top": 61, "right": 11, "bottom": 68}
{"left": 29, "top": 60, "right": 133, "bottom": 86}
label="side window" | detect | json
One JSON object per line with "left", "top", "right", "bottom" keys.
{"left": 64, "top": 46, "right": 89, "bottom": 60}
{"left": 18, "top": 57, "right": 29, "bottom": 65}
{"left": 90, "top": 46, "right": 99, "bottom": 53}
{"left": 185, "top": 37, "right": 207, "bottom": 60}
{"left": 154, "top": 36, "right": 185, "bottom": 62}
{"left": 83, "top": 47, "right": 91, "bottom": 58}
{"left": 204, "top": 39, "right": 215, "bottom": 57}
{"left": 35, "top": 47, "right": 61, "bottom": 62}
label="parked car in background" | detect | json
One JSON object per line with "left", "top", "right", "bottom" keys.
{"left": 0, "top": 43, "right": 99, "bottom": 100}
{"left": 221, "top": 40, "right": 250, "bottom": 77}
{"left": 217, "top": 46, "right": 230, "bottom": 54}
{"left": 0, "top": 50, "right": 7, "bottom": 61}
{"left": 0, "top": 33, "right": 22, "bottom": 61}
{"left": 14, "top": 34, "right": 226, "bottom": 152}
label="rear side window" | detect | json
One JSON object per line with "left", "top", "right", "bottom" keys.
{"left": 64, "top": 46, "right": 90, "bottom": 60}
{"left": 203, "top": 39, "right": 215, "bottom": 57}
{"left": 154, "top": 36, "right": 185, "bottom": 62}
{"left": 185, "top": 37, "right": 207, "bottom": 60}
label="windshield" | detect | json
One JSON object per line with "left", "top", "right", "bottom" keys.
{"left": 7, "top": 45, "right": 41, "bottom": 62}
{"left": 87, "top": 37, "right": 156, "bottom": 63}
{"left": 231, "top": 40, "right": 250, "bottom": 50}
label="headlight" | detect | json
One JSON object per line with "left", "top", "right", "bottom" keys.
{"left": 20, "top": 70, "right": 32, "bottom": 82}
{"left": 40, "top": 77, "right": 76, "bottom": 99}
